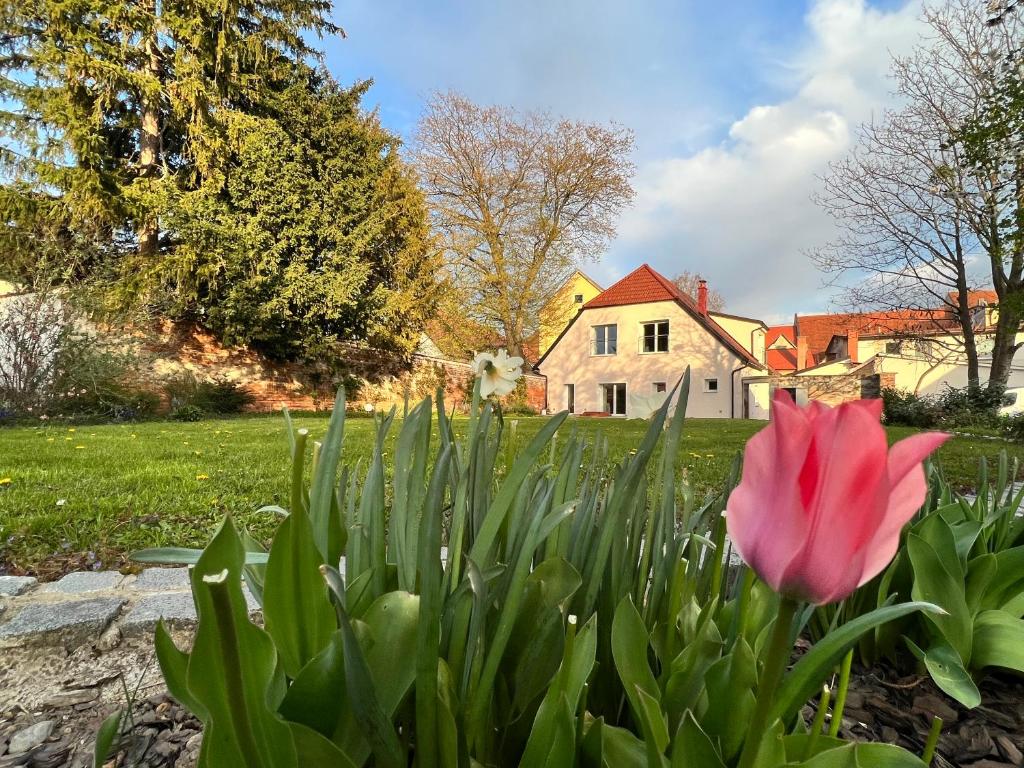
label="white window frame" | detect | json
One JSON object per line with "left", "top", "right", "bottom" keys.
{"left": 703, "top": 377, "right": 719, "bottom": 393}
{"left": 591, "top": 324, "right": 618, "bottom": 356}
{"left": 639, "top": 319, "right": 670, "bottom": 354}
{"left": 600, "top": 382, "right": 627, "bottom": 415}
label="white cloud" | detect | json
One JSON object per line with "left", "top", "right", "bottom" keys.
{"left": 611, "top": 0, "right": 927, "bottom": 320}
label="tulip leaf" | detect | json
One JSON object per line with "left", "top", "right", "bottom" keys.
{"left": 771, "top": 601, "right": 943, "bottom": 725}
{"left": 671, "top": 710, "right": 725, "bottom": 768}
{"left": 185, "top": 519, "right": 297, "bottom": 768}
{"left": 792, "top": 742, "right": 927, "bottom": 766}
{"left": 93, "top": 709, "right": 123, "bottom": 768}
{"left": 612, "top": 596, "right": 661, "bottom": 728}
{"left": 518, "top": 692, "right": 576, "bottom": 768}
{"left": 923, "top": 641, "right": 980, "bottom": 709}
{"left": 278, "top": 631, "right": 346, "bottom": 736}
{"left": 154, "top": 620, "right": 207, "bottom": 721}
{"left": 289, "top": 722, "right": 357, "bottom": 767}
{"left": 972, "top": 610, "right": 1024, "bottom": 674}
{"left": 132, "top": 547, "right": 270, "bottom": 565}
{"left": 908, "top": 533, "right": 973, "bottom": 661}
{"left": 263, "top": 504, "right": 336, "bottom": 679}
{"left": 332, "top": 590, "right": 419, "bottom": 766}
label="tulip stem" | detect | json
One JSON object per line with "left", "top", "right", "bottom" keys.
{"left": 736, "top": 597, "right": 799, "bottom": 768}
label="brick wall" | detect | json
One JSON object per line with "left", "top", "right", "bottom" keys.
{"left": 137, "top": 322, "right": 546, "bottom": 414}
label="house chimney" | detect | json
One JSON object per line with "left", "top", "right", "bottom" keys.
{"left": 697, "top": 279, "right": 708, "bottom": 316}
{"left": 797, "top": 336, "right": 808, "bottom": 371}
{"left": 848, "top": 330, "right": 859, "bottom": 364}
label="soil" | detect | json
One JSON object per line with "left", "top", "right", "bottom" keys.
{"left": 806, "top": 656, "right": 1024, "bottom": 767}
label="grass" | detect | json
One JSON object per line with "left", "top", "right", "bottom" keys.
{"left": 0, "top": 412, "right": 1018, "bottom": 577}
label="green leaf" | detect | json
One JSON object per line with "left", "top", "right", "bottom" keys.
{"left": 634, "top": 686, "right": 670, "bottom": 760}
{"left": 331, "top": 590, "right": 419, "bottom": 766}
{"left": 923, "top": 642, "right": 980, "bottom": 708}
{"left": 278, "top": 631, "right": 346, "bottom": 736}
{"left": 772, "top": 601, "right": 943, "bottom": 725}
{"left": 93, "top": 709, "right": 123, "bottom": 768}
{"left": 289, "top": 722, "right": 357, "bottom": 767}
{"left": 908, "top": 533, "right": 973, "bottom": 661}
{"left": 972, "top": 610, "right": 1024, "bottom": 674}
{"left": 263, "top": 504, "right": 335, "bottom": 678}
{"left": 793, "top": 742, "right": 927, "bottom": 767}
{"left": 519, "top": 692, "right": 576, "bottom": 768}
{"left": 132, "top": 547, "right": 269, "bottom": 565}
{"left": 308, "top": 388, "right": 346, "bottom": 564}
{"left": 612, "top": 596, "right": 661, "bottom": 727}
{"left": 186, "top": 519, "right": 297, "bottom": 768}
{"left": 154, "top": 620, "right": 207, "bottom": 721}
{"left": 671, "top": 710, "right": 725, "bottom": 768}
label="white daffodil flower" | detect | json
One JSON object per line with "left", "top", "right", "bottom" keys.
{"left": 472, "top": 348, "right": 525, "bottom": 397}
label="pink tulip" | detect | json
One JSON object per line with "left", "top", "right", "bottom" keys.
{"left": 726, "top": 390, "right": 949, "bottom": 605}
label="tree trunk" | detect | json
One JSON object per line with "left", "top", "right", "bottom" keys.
{"left": 952, "top": 275, "right": 981, "bottom": 390}
{"left": 988, "top": 294, "right": 1021, "bottom": 391}
{"left": 138, "top": 0, "right": 161, "bottom": 259}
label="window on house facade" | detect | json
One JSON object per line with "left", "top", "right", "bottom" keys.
{"left": 653, "top": 382, "right": 667, "bottom": 393}
{"left": 601, "top": 383, "right": 626, "bottom": 415}
{"left": 704, "top": 378, "right": 719, "bottom": 393}
{"left": 640, "top": 320, "right": 669, "bottom": 353}
{"left": 592, "top": 324, "right": 617, "bottom": 355}
{"left": 574, "top": 293, "right": 584, "bottom": 304}
{"left": 885, "top": 341, "right": 901, "bottom": 354}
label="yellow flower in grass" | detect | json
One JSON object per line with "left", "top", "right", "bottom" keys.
{"left": 65, "top": 437, "right": 72, "bottom": 441}
{"left": 47, "top": 438, "right": 54, "bottom": 443}
{"left": 0, "top": 478, "right": 11, "bottom": 485}
{"left": 75, "top": 445, "right": 85, "bottom": 449}
{"left": 196, "top": 473, "right": 209, "bottom": 481}
{"left": 68, "top": 428, "right": 76, "bottom": 433}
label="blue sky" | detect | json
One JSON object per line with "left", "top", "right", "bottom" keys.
{"left": 320, "top": 0, "right": 927, "bottom": 324}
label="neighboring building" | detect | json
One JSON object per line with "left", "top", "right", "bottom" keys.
{"left": 535, "top": 264, "right": 764, "bottom": 418}
{"left": 535, "top": 264, "right": 1021, "bottom": 419}
{"left": 537, "top": 271, "right": 604, "bottom": 357}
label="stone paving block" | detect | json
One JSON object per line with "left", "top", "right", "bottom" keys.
{"left": 122, "top": 592, "right": 196, "bottom": 635}
{"left": 42, "top": 571, "right": 123, "bottom": 594}
{"left": 0, "top": 597, "right": 125, "bottom": 644}
{"left": 134, "top": 567, "right": 191, "bottom": 592}
{"left": 0, "top": 575, "right": 38, "bottom": 596}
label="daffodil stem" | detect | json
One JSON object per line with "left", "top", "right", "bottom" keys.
{"left": 736, "top": 597, "right": 799, "bottom": 768}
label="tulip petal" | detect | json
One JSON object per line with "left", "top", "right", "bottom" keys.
{"left": 777, "top": 400, "right": 889, "bottom": 604}
{"left": 858, "top": 431, "right": 950, "bottom": 585}
{"left": 726, "top": 392, "right": 814, "bottom": 592}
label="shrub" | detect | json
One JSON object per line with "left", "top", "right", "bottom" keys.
{"left": 170, "top": 404, "right": 205, "bottom": 422}
{"left": 880, "top": 387, "right": 939, "bottom": 428}
{"left": 1005, "top": 414, "right": 1024, "bottom": 443}
{"left": 163, "top": 373, "right": 254, "bottom": 415}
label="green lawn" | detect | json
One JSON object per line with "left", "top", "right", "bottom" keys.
{"left": 0, "top": 413, "right": 1016, "bottom": 577}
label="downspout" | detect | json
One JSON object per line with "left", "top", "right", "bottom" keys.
{"left": 731, "top": 363, "right": 748, "bottom": 419}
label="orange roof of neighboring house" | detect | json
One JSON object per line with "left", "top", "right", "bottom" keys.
{"left": 764, "top": 325, "right": 797, "bottom": 372}
{"left": 564, "top": 263, "right": 761, "bottom": 368}
{"left": 946, "top": 290, "right": 998, "bottom": 308}
{"left": 795, "top": 310, "right": 956, "bottom": 365}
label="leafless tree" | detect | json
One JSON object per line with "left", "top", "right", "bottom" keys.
{"left": 414, "top": 92, "right": 635, "bottom": 356}
{"left": 671, "top": 270, "right": 725, "bottom": 311}
{"left": 812, "top": 0, "right": 1022, "bottom": 392}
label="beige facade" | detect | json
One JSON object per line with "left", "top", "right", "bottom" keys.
{"left": 709, "top": 312, "right": 766, "bottom": 358}
{"left": 538, "top": 271, "right": 604, "bottom": 357}
{"left": 537, "top": 300, "right": 758, "bottom": 418}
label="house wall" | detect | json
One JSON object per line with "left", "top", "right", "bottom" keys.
{"left": 538, "top": 300, "right": 752, "bottom": 418}
{"left": 538, "top": 274, "right": 603, "bottom": 356}
{"left": 859, "top": 332, "right": 1024, "bottom": 394}
{"left": 710, "top": 314, "right": 765, "bottom": 362}
{"left": 743, "top": 372, "right": 883, "bottom": 420}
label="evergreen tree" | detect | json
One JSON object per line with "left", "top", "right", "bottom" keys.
{"left": 0, "top": 0, "right": 338, "bottom": 283}
{"left": 161, "top": 72, "right": 442, "bottom": 361}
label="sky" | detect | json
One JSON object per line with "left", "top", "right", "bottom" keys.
{"left": 322, "top": 0, "right": 930, "bottom": 324}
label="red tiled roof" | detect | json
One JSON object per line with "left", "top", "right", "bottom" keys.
{"left": 946, "top": 290, "right": 998, "bottom": 308}
{"left": 795, "top": 311, "right": 955, "bottom": 365}
{"left": 579, "top": 264, "right": 761, "bottom": 367}
{"left": 767, "top": 348, "right": 797, "bottom": 372}
{"left": 765, "top": 324, "right": 795, "bottom": 347}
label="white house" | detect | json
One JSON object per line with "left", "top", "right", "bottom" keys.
{"left": 535, "top": 264, "right": 765, "bottom": 418}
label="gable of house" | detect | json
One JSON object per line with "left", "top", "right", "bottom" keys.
{"left": 538, "top": 270, "right": 604, "bottom": 356}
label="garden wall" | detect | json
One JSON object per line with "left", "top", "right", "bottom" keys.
{"left": 138, "top": 322, "right": 545, "bottom": 413}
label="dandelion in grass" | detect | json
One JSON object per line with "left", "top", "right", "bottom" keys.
{"left": 0, "top": 478, "right": 11, "bottom": 486}
{"left": 64, "top": 437, "right": 72, "bottom": 441}
{"left": 196, "top": 474, "right": 210, "bottom": 481}
{"left": 47, "top": 438, "right": 54, "bottom": 442}
{"left": 75, "top": 445, "right": 84, "bottom": 449}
